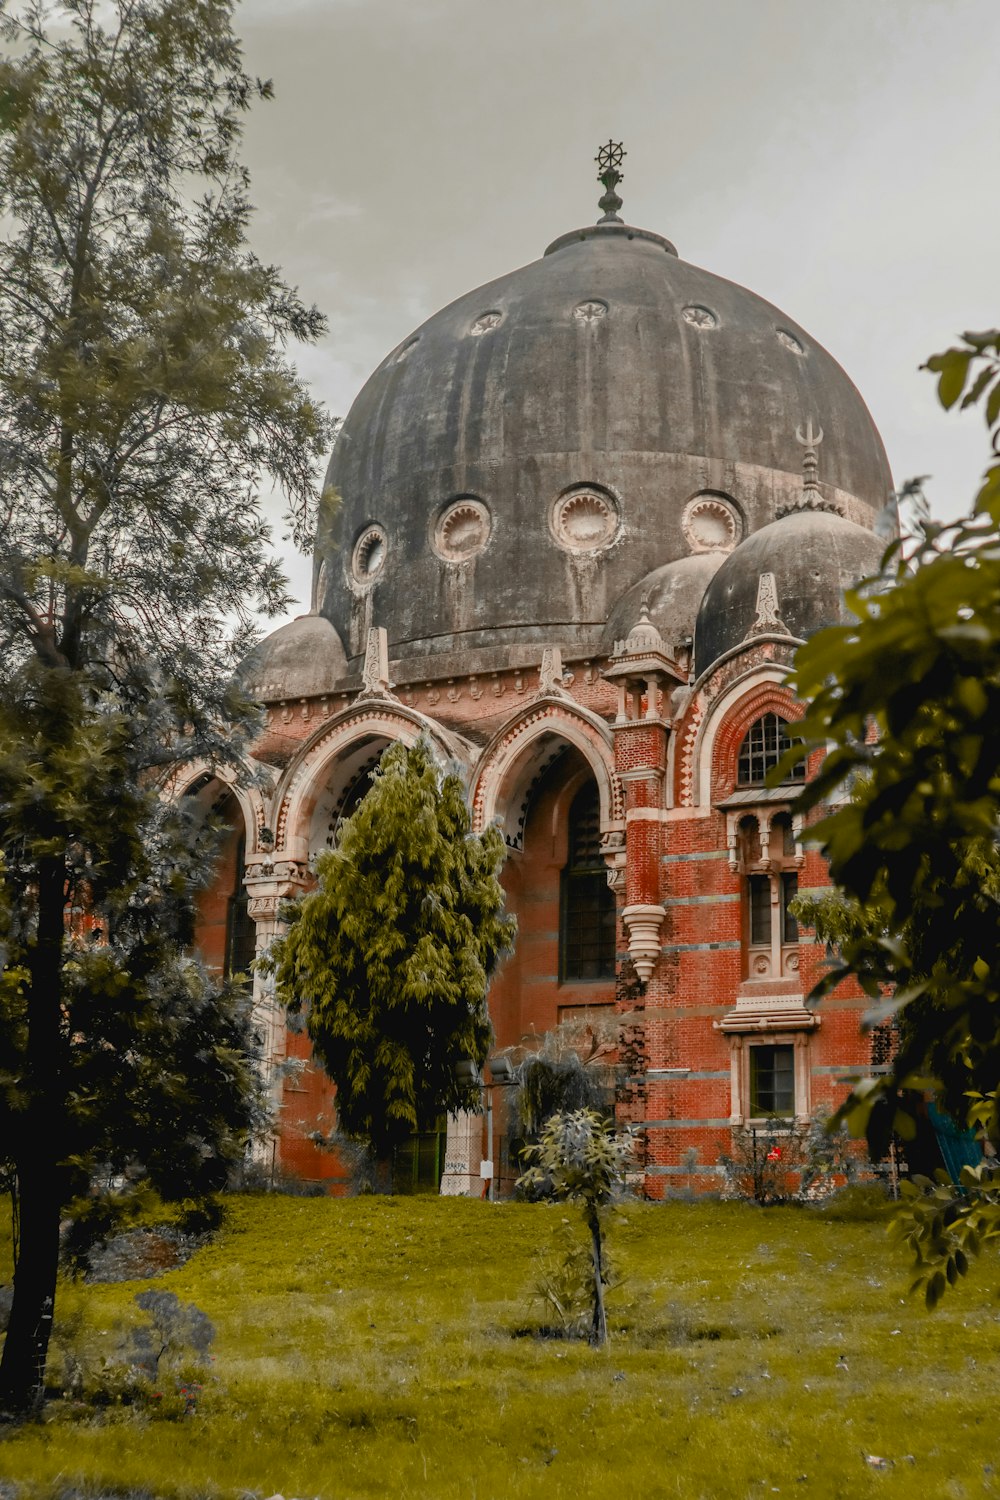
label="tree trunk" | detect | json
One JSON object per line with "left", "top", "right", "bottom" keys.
{"left": 588, "top": 1208, "right": 607, "bottom": 1348}
{"left": 0, "top": 856, "right": 66, "bottom": 1414}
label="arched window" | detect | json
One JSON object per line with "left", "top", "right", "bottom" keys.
{"left": 737, "top": 713, "right": 804, "bottom": 788}
{"left": 560, "top": 784, "right": 616, "bottom": 982}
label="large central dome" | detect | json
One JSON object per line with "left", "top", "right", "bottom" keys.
{"left": 316, "top": 216, "right": 892, "bottom": 678}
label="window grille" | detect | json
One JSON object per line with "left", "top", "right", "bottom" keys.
{"left": 560, "top": 784, "right": 616, "bottom": 981}
{"left": 737, "top": 714, "right": 805, "bottom": 787}
{"left": 749, "top": 1044, "right": 795, "bottom": 1117}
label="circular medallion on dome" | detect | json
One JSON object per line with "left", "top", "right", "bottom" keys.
{"left": 470, "top": 310, "right": 503, "bottom": 336}
{"left": 551, "top": 486, "right": 620, "bottom": 553}
{"left": 351, "top": 524, "right": 387, "bottom": 584}
{"left": 433, "top": 497, "right": 492, "bottom": 561}
{"left": 682, "top": 304, "right": 718, "bottom": 330}
{"left": 574, "top": 299, "right": 608, "bottom": 323}
{"left": 776, "top": 328, "right": 805, "bottom": 355}
{"left": 682, "top": 494, "right": 742, "bottom": 554}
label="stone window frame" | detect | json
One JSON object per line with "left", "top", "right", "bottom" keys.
{"left": 729, "top": 1032, "right": 812, "bottom": 1128}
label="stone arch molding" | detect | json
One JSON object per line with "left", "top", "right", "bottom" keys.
{"left": 161, "top": 757, "right": 266, "bottom": 853}
{"left": 273, "top": 702, "right": 470, "bottom": 862}
{"left": 470, "top": 697, "right": 621, "bottom": 836}
{"left": 692, "top": 665, "right": 799, "bottom": 808}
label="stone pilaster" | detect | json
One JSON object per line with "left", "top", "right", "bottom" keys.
{"left": 244, "top": 857, "right": 311, "bottom": 1151}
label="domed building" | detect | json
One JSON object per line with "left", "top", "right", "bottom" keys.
{"left": 187, "top": 152, "right": 895, "bottom": 1194}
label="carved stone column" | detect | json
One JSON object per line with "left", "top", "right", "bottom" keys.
{"left": 244, "top": 857, "right": 310, "bottom": 1150}
{"left": 602, "top": 604, "right": 685, "bottom": 988}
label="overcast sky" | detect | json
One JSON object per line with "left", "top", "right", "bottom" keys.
{"left": 232, "top": 0, "right": 1000, "bottom": 623}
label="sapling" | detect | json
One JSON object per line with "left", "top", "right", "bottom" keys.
{"left": 518, "top": 1109, "right": 632, "bottom": 1346}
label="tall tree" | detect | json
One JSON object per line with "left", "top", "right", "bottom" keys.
{"left": 271, "top": 739, "right": 516, "bottom": 1161}
{"left": 0, "top": 0, "right": 333, "bottom": 1410}
{"left": 789, "top": 328, "right": 1000, "bottom": 1304}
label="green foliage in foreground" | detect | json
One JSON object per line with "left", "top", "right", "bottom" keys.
{"left": 788, "top": 328, "right": 1000, "bottom": 1304}
{"left": 271, "top": 740, "right": 515, "bottom": 1154}
{"left": 2, "top": 1194, "right": 999, "bottom": 1500}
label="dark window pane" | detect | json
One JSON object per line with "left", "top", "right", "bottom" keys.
{"left": 562, "top": 871, "right": 616, "bottom": 980}
{"left": 561, "top": 783, "right": 616, "bottom": 981}
{"left": 781, "top": 872, "right": 799, "bottom": 944}
{"left": 749, "top": 874, "right": 771, "bottom": 947}
{"left": 568, "top": 784, "right": 603, "bottom": 868}
{"left": 225, "top": 832, "right": 254, "bottom": 983}
{"left": 225, "top": 897, "right": 256, "bottom": 982}
{"left": 737, "top": 714, "right": 805, "bottom": 787}
{"left": 750, "top": 1044, "right": 795, "bottom": 1116}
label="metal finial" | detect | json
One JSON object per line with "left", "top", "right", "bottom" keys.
{"left": 795, "top": 417, "right": 824, "bottom": 492}
{"left": 595, "top": 140, "right": 626, "bottom": 224}
{"left": 776, "top": 416, "right": 842, "bottom": 518}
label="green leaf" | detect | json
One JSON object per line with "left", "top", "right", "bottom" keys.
{"left": 936, "top": 353, "right": 973, "bottom": 409}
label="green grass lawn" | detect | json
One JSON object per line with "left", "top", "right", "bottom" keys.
{"left": 1, "top": 1192, "right": 999, "bottom": 1500}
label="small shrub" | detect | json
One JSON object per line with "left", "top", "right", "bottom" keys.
{"left": 126, "top": 1290, "right": 215, "bottom": 1381}
{"left": 799, "top": 1107, "right": 873, "bottom": 1199}
{"left": 719, "top": 1119, "right": 806, "bottom": 1204}
{"left": 817, "top": 1182, "right": 893, "bottom": 1221}
{"left": 57, "top": 1290, "right": 216, "bottom": 1417}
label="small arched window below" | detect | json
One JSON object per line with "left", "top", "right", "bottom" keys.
{"left": 737, "top": 714, "right": 805, "bottom": 788}
{"left": 560, "top": 784, "right": 616, "bottom": 982}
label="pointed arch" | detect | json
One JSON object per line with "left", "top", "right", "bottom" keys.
{"left": 469, "top": 697, "right": 621, "bottom": 841}
{"left": 272, "top": 701, "right": 470, "bottom": 862}
{"left": 160, "top": 757, "right": 265, "bottom": 853}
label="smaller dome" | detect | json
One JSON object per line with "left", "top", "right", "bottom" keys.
{"left": 604, "top": 552, "right": 725, "bottom": 656}
{"left": 239, "top": 615, "right": 348, "bottom": 703}
{"left": 693, "top": 510, "right": 886, "bottom": 676}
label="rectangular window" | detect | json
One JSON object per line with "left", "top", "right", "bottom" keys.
{"left": 561, "top": 870, "right": 616, "bottom": 981}
{"left": 749, "top": 1044, "right": 795, "bottom": 1117}
{"left": 748, "top": 874, "right": 771, "bottom": 946}
{"left": 225, "top": 896, "right": 256, "bottom": 984}
{"left": 781, "top": 872, "right": 799, "bottom": 944}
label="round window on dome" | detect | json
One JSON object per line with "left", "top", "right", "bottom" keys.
{"left": 551, "top": 486, "right": 620, "bottom": 553}
{"left": 433, "top": 497, "right": 492, "bottom": 562}
{"left": 682, "top": 493, "right": 742, "bottom": 554}
{"left": 682, "top": 304, "right": 718, "bottom": 330}
{"left": 352, "top": 524, "right": 387, "bottom": 585}
{"left": 775, "top": 328, "right": 806, "bottom": 355}
{"left": 470, "top": 310, "right": 503, "bottom": 336}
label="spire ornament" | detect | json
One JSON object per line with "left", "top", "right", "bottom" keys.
{"left": 795, "top": 417, "right": 824, "bottom": 495}
{"left": 595, "top": 140, "right": 626, "bottom": 224}
{"left": 776, "top": 416, "right": 844, "bottom": 518}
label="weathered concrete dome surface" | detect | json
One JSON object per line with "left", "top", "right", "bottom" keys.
{"left": 318, "top": 220, "right": 893, "bottom": 676}
{"left": 693, "top": 509, "right": 887, "bottom": 676}
{"left": 240, "top": 615, "right": 347, "bottom": 704}
{"left": 604, "top": 552, "right": 725, "bottom": 657}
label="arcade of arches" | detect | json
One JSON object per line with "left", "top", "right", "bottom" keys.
{"left": 184, "top": 174, "right": 895, "bottom": 1194}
